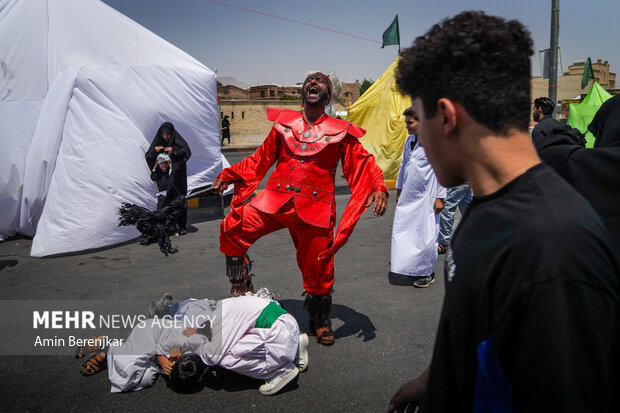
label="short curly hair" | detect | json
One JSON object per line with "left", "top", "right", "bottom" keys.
{"left": 533, "top": 97, "right": 555, "bottom": 115}
{"left": 397, "top": 11, "right": 533, "bottom": 133}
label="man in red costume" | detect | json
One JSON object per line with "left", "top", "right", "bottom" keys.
{"left": 213, "top": 72, "right": 388, "bottom": 346}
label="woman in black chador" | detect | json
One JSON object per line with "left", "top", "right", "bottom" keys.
{"left": 145, "top": 122, "right": 192, "bottom": 234}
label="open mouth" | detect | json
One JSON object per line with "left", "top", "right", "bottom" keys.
{"left": 308, "top": 85, "right": 319, "bottom": 95}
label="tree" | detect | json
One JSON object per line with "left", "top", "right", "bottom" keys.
{"left": 216, "top": 80, "right": 223, "bottom": 87}
{"left": 358, "top": 78, "right": 374, "bottom": 96}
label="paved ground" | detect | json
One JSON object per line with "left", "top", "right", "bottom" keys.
{"left": 0, "top": 151, "right": 451, "bottom": 412}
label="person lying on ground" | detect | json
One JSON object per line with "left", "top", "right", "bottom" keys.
{"left": 77, "top": 290, "right": 309, "bottom": 396}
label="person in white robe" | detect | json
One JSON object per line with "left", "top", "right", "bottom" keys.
{"left": 389, "top": 107, "right": 446, "bottom": 288}
{"left": 105, "top": 291, "right": 305, "bottom": 395}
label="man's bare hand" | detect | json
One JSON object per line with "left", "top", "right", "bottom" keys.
{"left": 366, "top": 191, "right": 388, "bottom": 216}
{"left": 212, "top": 178, "right": 229, "bottom": 193}
{"left": 183, "top": 327, "right": 198, "bottom": 337}
{"left": 156, "top": 355, "right": 176, "bottom": 376}
{"left": 388, "top": 380, "right": 424, "bottom": 412}
{"left": 434, "top": 198, "right": 445, "bottom": 214}
{"left": 387, "top": 371, "right": 428, "bottom": 413}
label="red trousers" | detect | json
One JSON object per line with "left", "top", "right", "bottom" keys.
{"left": 220, "top": 199, "right": 335, "bottom": 295}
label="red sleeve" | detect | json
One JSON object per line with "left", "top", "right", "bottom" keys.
{"left": 218, "top": 125, "right": 280, "bottom": 186}
{"left": 341, "top": 134, "right": 388, "bottom": 198}
{"left": 318, "top": 134, "right": 388, "bottom": 261}
{"left": 219, "top": 126, "right": 281, "bottom": 232}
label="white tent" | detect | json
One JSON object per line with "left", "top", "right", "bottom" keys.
{"left": 0, "top": 0, "right": 226, "bottom": 256}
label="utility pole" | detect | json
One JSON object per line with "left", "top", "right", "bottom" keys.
{"left": 548, "top": 0, "right": 560, "bottom": 117}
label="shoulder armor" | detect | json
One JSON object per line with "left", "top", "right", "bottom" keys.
{"left": 266, "top": 108, "right": 300, "bottom": 122}
{"left": 347, "top": 123, "right": 365, "bottom": 139}
{"left": 269, "top": 111, "right": 365, "bottom": 156}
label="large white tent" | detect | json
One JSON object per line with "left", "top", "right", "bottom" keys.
{"left": 0, "top": 0, "right": 225, "bottom": 256}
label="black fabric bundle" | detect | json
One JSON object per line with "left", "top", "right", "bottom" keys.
{"left": 532, "top": 115, "right": 587, "bottom": 147}
{"left": 533, "top": 95, "right": 620, "bottom": 250}
{"left": 589, "top": 94, "right": 620, "bottom": 148}
{"left": 117, "top": 195, "right": 186, "bottom": 256}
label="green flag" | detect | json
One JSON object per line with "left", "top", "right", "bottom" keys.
{"left": 382, "top": 15, "right": 399, "bottom": 49}
{"left": 581, "top": 57, "right": 594, "bottom": 89}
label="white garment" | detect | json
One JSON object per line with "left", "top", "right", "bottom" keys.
{"left": 107, "top": 296, "right": 298, "bottom": 393}
{"left": 391, "top": 136, "right": 446, "bottom": 277}
{"left": 107, "top": 319, "right": 189, "bottom": 393}
{"left": 0, "top": 0, "right": 226, "bottom": 256}
{"left": 185, "top": 296, "right": 299, "bottom": 380}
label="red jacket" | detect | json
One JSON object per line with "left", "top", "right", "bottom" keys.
{"left": 218, "top": 109, "right": 387, "bottom": 261}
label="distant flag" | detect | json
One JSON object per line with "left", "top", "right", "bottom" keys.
{"left": 382, "top": 15, "right": 400, "bottom": 51}
{"left": 581, "top": 57, "right": 594, "bottom": 89}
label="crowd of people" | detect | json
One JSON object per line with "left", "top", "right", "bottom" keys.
{"left": 388, "top": 11, "right": 619, "bottom": 413}
{"left": 77, "top": 9, "right": 619, "bottom": 410}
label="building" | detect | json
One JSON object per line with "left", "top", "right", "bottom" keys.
{"left": 249, "top": 85, "right": 302, "bottom": 100}
{"left": 217, "top": 81, "right": 362, "bottom": 146}
{"left": 566, "top": 59, "right": 615, "bottom": 89}
{"left": 530, "top": 58, "right": 617, "bottom": 119}
{"left": 334, "top": 82, "right": 361, "bottom": 111}
{"left": 217, "top": 84, "right": 249, "bottom": 100}
{"left": 217, "top": 100, "right": 302, "bottom": 147}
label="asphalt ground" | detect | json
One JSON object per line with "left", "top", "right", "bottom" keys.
{"left": 0, "top": 151, "right": 451, "bottom": 413}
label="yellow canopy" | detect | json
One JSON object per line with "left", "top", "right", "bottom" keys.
{"left": 348, "top": 57, "right": 411, "bottom": 180}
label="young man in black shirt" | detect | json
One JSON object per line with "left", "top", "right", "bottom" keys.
{"left": 531, "top": 96, "right": 562, "bottom": 140}
{"left": 388, "top": 11, "right": 619, "bottom": 412}
{"left": 532, "top": 96, "right": 586, "bottom": 148}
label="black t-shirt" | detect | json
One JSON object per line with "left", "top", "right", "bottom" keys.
{"left": 425, "top": 164, "right": 619, "bottom": 412}
{"left": 532, "top": 115, "right": 563, "bottom": 140}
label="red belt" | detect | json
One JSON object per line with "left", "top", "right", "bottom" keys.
{"left": 265, "top": 179, "right": 333, "bottom": 204}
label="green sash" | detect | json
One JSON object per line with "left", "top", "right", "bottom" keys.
{"left": 254, "top": 301, "right": 287, "bottom": 329}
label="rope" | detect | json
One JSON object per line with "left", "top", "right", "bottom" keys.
{"left": 203, "top": 0, "right": 382, "bottom": 44}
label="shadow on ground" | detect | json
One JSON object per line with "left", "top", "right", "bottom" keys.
{"left": 279, "top": 299, "right": 376, "bottom": 342}
{"left": 168, "top": 366, "right": 299, "bottom": 395}
{"left": 0, "top": 260, "right": 18, "bottom": 272}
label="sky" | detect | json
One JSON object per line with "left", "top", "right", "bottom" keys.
{"left": 101, "top": 0, "right": 620, "bottom": 87}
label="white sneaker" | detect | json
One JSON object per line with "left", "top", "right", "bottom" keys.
{"left": 259, "top": 367, "right": 299, "bottom": 396}
{"left": 295, "top": 333, "right": 309, "bottom": 372}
